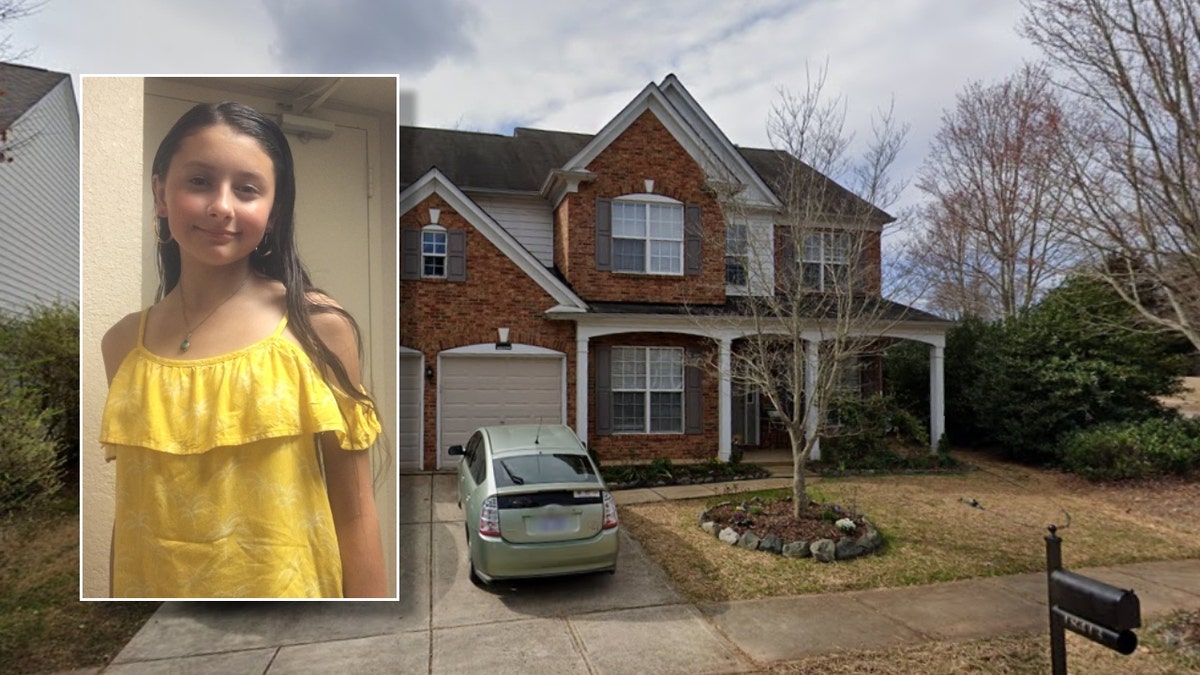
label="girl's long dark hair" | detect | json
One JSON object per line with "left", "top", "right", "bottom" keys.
{"left": 151, "top": 102, "right": 372, "bottom": 410}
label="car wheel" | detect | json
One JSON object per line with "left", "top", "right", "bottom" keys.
{"left": 465, "top": 526, "right": 486, "bottom": 586}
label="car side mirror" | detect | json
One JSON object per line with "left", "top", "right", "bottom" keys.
{"left": 448, "top": 445, "right": 465, "bottom": 456}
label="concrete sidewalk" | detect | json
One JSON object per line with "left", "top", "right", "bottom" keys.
{"left": 93, "top": 474, "right": 1200, "bottom": 674}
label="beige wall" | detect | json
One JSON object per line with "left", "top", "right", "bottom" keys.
{"left": 80, "top": 77, "right": 145, "bottom": 599}
{"left": 80, "top": 77, "right": 399, "bottom": 598}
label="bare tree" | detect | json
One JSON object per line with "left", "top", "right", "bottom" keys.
{"left": 702, "top": 65, "right": 915, "bottom": 515}
{"left": 1, "top": 0, "right": 44, "bottom": 165}
{"left": 908, "top": 63, "right": 1075, "bottom": 320}
{"left": 1022, "top": 0, "right": 1200, "bottom": 350}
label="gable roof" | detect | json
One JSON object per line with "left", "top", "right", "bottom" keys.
{"left": 400, "top": 167, "right": 588, "bottom": 312}
{"left": 400, "top": 76, "right": 890, "bottom": 224}
{"left": 0, "top": 62, "right": 68, "bottom": 129}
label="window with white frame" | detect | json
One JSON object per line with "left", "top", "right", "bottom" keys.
{"left": 612, "top": 200, "right": 684, "bottom": 274}
{"left": 611, "top": 347, "right": 684, "bottom": 433}
{"left": 726, "top": 222, "right": 748, "bottom": 288}
{"left": 422, "top": 226, "right": 447, "bottom": 278}
{"left": 802, "top": 232, "right": 852, "bottom": 291}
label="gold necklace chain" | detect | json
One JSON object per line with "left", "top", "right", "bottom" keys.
{"left": 177, "top": 271, "right": 252, "bottom": 352}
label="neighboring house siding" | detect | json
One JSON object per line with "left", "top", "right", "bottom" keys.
{"left": 470, "top": 193, "right": 555, "bottom": 267}
{"left": 399, "top": 193, "right": 576, "bottom": 468}
{"left": 558, "top": 110, "right": 727, "bottom": 305}
{"left": 0, "top": 79, "right": 79, "bottom": 315}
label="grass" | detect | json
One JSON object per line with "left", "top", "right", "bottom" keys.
{"left": 770, "top": 609, "right": 1200, "bottom": 674}
{"left": 619, "top": 452, "right": 1200, "bottom": 603}
{"left": 0, "top": 493, "right": 158, "bottom": 674}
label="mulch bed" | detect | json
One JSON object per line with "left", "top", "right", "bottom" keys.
{"left": 703, "top": 496, "right": 869, "bottom": 543}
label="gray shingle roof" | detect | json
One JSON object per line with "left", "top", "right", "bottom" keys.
{"left": 0, "top": 62, "right": 67, "bottom": 129}
{"left": 401, "top": 125, "right": 891, "bottom": 225}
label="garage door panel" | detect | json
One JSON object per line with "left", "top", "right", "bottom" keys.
{"left": 439, "top": 356, "right": 563, "bottom": 467}
{"left": 399, "top": 354, "right": 422, "bottom": 471}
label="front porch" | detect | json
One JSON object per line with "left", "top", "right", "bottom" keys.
{"left": 564, "top": 313, "right": 948, "bottom": 463}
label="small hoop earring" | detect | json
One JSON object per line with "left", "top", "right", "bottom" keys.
{"left": 255, "top": 231, "right": 274, "bottom": 257}
{"left": 153, "top": 217, "right": 173, "bottom": 244}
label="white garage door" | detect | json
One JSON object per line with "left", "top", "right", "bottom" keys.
{"left": 399, "top": 350, "right": 423, "bottom": 471}
{"left": 439, "top": 355, "right": 564, "bottom": 468}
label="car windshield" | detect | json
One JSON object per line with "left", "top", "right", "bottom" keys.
{"left": 492, "top": 453, "right": 599, "bottom": 488}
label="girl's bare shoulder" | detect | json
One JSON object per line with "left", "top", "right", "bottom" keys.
{"left": 101, "top": 311, "right": 143, "bottom": 383}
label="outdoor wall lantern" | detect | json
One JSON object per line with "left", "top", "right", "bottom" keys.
{"left": 425, "top": 365, "right": 434, "bottom": 381}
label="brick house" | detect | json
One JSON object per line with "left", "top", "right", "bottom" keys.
{"left": 399, "top": 76, "right": 948, "bottom": 471}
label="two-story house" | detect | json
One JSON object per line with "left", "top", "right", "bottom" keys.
{"left": 0, "top": 62, "right": 79, "bottom": 315}
{"left": 399, "top": 75, "right": 948, "bottom": 471}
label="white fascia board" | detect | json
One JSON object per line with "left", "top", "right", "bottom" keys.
{"left": 658, "top": 75, "right": 782, "bottom": 210}
{"left": 399, "top": 168, "right": 588, "bottom": 311}
{"left": 559, "top": 83, "right": 731, "bottom": 187}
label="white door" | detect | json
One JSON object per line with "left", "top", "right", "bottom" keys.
{"left": 398, "top": 350, "right": 423, "bottom": 471}
{"left": 438, "top": 355, "right": 564, "bottom": 468}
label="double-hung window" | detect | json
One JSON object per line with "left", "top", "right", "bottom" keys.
{"left": 422, "top": 227, "right": 447, "bottom": 278}
{"left": 802, "top": 232, "right": 852, "bottom": 291}
{"left": 612, "top": 200, "right": 684, "bottom": 274}
{"left": 611, "top": 347, "right": 684, "bottom": 433}
{"left": 726, "top": 222, "right": 748, "bottom": 288}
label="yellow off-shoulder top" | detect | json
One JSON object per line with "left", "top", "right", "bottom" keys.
{"left": 99, "top": 310, "right": 381, "bottom": 599}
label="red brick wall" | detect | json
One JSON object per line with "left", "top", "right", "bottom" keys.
{"left": 400, "top": 193, "right": 576, "bottom": 469}
{"left": 587, "top": 332, "right": 718, "bottom": 462}
{"left": 556, "top": 111, "right": 727, "bottom": 304}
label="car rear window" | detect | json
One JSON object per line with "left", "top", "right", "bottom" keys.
{"left": 492, "top": 453, "right": 599, "bottom": 488}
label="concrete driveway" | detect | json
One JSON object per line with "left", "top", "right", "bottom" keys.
{"left": 399, "top": 473, "right": 758, "bottom": 674}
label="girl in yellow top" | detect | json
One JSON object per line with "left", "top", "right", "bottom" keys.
{"left": 100, "top": 102, "right": 387, "bottom": 598}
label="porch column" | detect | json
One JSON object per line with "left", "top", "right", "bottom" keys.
{"left": 576, "top": 336, "right": 589, "bottom": 448}
{"left": 804, "top": 339, "right": 821, "bottom": 461}
{"left": 718, "top": 337, "right": 732, "bottom": 461}
{"left": 929, "top": 343, "right": 945, "bottom": 453}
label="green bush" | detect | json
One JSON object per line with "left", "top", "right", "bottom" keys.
{"left": 823, "top": 394, "right": 936, "bottom": 470}
{"left": 0, "top": 303, "right": 79, "bottom": 473}
{"left": 888, "top": 277, "right": 1188, "bottom": 465}
{"left": 1059, "top": 417, "right": 1200, "bottom": 481}
{"left": 0, "top": 386, "right": 63, "bottom": 513}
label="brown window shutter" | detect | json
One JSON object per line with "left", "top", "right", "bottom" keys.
{"left": 594, "top": 344, "right": 612, "bottom": 436}
{"left": 684, "top": 204, "right": 702, "bottom": 276}
{"left": 446, "top": 230, "right": 467, "bottom": 282}
{"left": 685, "top": 347, "right": 702, "bottom": 434}
{"left": 401, "top": 227, "right": 421, "bottom": 280}
{"left": 595, "top": 198, "right": 612, "bottom": 271}
{"left": 778, "top": 228, "right": 796, "bottom": 288}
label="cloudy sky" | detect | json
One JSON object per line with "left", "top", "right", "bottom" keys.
{"left": 12, "top": 0, "right": 1040, "bottom": 212}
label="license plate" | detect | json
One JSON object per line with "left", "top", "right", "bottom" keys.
{"left": 530, "top": 514, "right": 571, "bottom": 535}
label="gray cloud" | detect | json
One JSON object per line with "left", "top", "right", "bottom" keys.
{"left": 262, "top": 0, "right": 475, "bottom": 74}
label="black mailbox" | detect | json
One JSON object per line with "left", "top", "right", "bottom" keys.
{"left": 1049, "top": 570, "right": 1141, "bottom": 632}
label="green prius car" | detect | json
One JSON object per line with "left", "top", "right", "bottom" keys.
{"left": 449, "top": 424, "right": 619, "bottom": 584}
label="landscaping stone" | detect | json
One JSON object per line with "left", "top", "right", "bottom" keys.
{"left": 700, "top": 521, "right": 718, "bottom": 536}
{"left": 719, "top": 527, "right": 740, "bottom": 545}
{"left": 858, "top": 526, "right": 882, "bottom": 551}
{"left": 738, "top": 532, "right": 761, "bottom": 550}
{"left": 759, "top": 534, "right": 783, "bottom": 554}
{"left": 811, "top": 539, "right": 836, "bottom": 563}
{"left": 782, "top": 541, "right": 811, "bottom": 558}
{"left": 835, "top": 538, "right": 868, "bottom": 560}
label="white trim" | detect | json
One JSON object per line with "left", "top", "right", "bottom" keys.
{"left": 614, "top": 193, "right": 680, "bottom": 205}
{"left": 556, "top": 82, "right": 778, "bottom": 209}
{"left": 440, "top": 343, "right": 565, "bottom": 356}
{"left": 658, "top": 75, "right": 783, "bottom": 210}
{"left": 398, "top": 347, "right": 424, "bottom": 472}
{"left": 401, "top": 168, "right": 589, "bottom": 311}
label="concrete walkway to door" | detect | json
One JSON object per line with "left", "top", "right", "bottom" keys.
{"left": 93, "top": 473, "right": 1200, "bottom": 674}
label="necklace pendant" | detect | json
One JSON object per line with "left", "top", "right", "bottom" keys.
{"left": 179, "top": 338, "right": 191, "bottom": 352}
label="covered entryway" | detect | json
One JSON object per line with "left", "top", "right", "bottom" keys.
{"left": 399, "top": 348, "right": 423, "bottom": 471}
{"left": 437, "top": 345, "right": 566, "bottom": 468}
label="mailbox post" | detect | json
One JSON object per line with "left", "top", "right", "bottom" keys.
{"left": 1045, "top": 525, "right": 1141, "bottom": 674}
